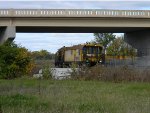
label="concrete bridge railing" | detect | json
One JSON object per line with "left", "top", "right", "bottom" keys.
{"left": 0, "top": 9, "right": 150, "bottom": 18}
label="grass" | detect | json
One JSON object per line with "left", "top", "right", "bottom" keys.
{"left": 0, "top": 79, "right": 150, "bottom": 113}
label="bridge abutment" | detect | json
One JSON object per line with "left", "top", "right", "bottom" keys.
{"left": 0, "top": 26, "right": 16, "bottom": 44}
{"left": 125, "top": 30, "right": 150, "bottom": 66}
{"left": 125, "top": 30, "right": 150, "bottom": 56}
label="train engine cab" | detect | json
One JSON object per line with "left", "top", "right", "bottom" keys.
{"left": 55, "top": 44, "right": 103, "bottom": 67}
{"left": 82, "top": 44, "right": 103, "bottom": 66}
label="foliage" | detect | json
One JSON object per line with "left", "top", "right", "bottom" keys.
{"left": 42, "top": 64, "right": 52, "bottom": 79}
{"left": 107, "top": 36, "right": 137, "bottom": 58}
{"left": 107, "top": 36, "right": 126, "bottom": 56}
{"left": 0, "top": 41, "right": 34, "bottom": 79}
{"left": 31, "top": 50, "right": 55, "bottom": 60}
{"left": 70, "top": 63, "right": 80, "bottom": 77}
{"left": 94, "top": 33, "right": 116, "bottom": 50}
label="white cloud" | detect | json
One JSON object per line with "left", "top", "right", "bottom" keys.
{"left": 1, "top": 1, "right": 150, "bottom": 52}
{"left": 15, "top": 33, "right": 94, "bottom": 53}
{"left": 1, "top": 1, "right": 150, "bottom": 9}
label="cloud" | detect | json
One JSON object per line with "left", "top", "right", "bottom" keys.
{"left": 15, "top": 33, "right": 94, "bottom": 53}
{"left": 1, "top": 1, "right": 150, "bottom": 52}
{"left": 0, "top": 1, "right": 150, "bottom": 9}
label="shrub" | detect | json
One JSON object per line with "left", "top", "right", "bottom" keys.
{"left": 0, "top": 41, "right": 34, "bottom": 79}
{"left": 42, "top": 64, "right": 52, "bottom": 79}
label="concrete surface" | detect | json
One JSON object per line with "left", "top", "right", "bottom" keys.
{"left": 50, "top": 68, "right": 79, "bottom": 79}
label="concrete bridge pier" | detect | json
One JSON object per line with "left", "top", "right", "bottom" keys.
{"left": 125, "top": 30, "right": 150, "bottom": 66}
{"left": 0, "top": 26, "right": 16, "bottom": 44}
{"left": 125, "top": 30, "right": 150, "bottom": 56}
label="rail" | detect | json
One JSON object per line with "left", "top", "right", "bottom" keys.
{"left": 0, "top": 9, "right": 150, "bottom": 18}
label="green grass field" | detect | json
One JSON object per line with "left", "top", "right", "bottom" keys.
{"left": 0, "top": 79, "right": 150, "bottom": 113}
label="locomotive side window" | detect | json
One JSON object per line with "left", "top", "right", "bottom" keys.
{"left": 87, "top": 46, "right": 91, "bottom": 54}
{"left": 83, "top": 47, "right": 87, "bottom": 54}
{"left": 91, "top": 47, "right": 94, "bottom": 54}
{"left": 87, "top": 47, "right": 89, "bottom": 54}
{"left": 95, "top": 47, "right": 98, "bottom": 54}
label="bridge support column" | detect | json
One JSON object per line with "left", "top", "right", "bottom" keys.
{"left": 0, "top": 26, "right": 16, "bottom": 44}
{"left": 125, "top": 30, "right": 150, "bottom": 56}
{"left": 125, "top": 30, "right": 150, "bottom": 66}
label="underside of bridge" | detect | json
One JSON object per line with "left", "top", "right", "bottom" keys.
{"left": 1, "top": 26, "right": 150, "bottom": 59}
{"left": 16, "top": 26, "right": 149, "bottom": 33}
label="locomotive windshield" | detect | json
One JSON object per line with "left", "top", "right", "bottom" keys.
{"left": 83, "top": 46, "right": 102, "bottom": 54}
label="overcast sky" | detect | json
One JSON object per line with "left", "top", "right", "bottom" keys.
{"left": 0, "top": 1, "right": 150, "bottom": 53}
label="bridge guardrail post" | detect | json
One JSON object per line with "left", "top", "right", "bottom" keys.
{"left": 8, "top": 9, "right": 12, "bottom": 17}
{"left": 37, "top": 9, "right": 41, "bottom": 17}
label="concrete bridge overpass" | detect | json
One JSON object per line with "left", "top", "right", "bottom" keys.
{"left": 1, "top": 9, "right": 150, "bottom": 56}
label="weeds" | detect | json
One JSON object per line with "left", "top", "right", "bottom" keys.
{"left": 71, "top": 65, "right": 150, "bottom": 82}
{"left": 42, "top": 64, "right": 52, "bottom": 79}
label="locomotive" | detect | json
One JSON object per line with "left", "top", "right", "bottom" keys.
{"left": 55, "top": 43, "right": 104, "bottom": 67}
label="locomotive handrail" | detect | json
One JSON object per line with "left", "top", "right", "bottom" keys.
{"left": 0, "top": 9, "right": 150, "bottom": 18}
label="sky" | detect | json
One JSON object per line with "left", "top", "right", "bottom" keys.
{"left": 0, "top": 1, "right": 150, "bottom": 53}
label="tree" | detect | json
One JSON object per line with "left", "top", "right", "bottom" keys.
{"left": 94, "top": 33, "right": 116, "bottom": 64}
{"left": 107, "top": 37, "right": 124, "bottom": 57}
{"left": 31, "top": 50, "right": 55, "bottom": 60}
{"left": 0, "top": 41, "right": 34, "bottom": 79}
{"left": 94, "top": 33, "right": 116, "bottom": 51}
{"left": 107, "top": 36, "right": 137, "bottom": 64}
